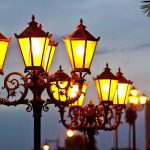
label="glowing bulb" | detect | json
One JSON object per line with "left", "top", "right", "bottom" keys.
{"left": 70, "top": 85, "right": 78, "bottom": 98}
{"left": 103, "top": 84, "right": 109, "bottom": 92}
{"left": 66, "top": 129, "right": 74, "bottom": 137}
{"left": 76, "top": 45, "right": 84, "bottom": 56}
{"left": 43, "top": 144, "right": 49, "bottom": 150}
{"left": 32, "top": 38, "right": 43, "bottom": 57}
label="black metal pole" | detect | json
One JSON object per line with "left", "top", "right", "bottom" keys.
{"left": 31, "top": 100, "right": 44, "bottom": 150}
{"left": 114, "top": 110, "right": 118, "bottom": 150}
{"left": 114, "top": 129, "right": 118, "bottom": 150}
{"left": 133, "top": 119, "right": 136, "bottom": 150}
{"left": 87, "top": 129, "right": 95, "bottom": 150}
{"left": 128, "top": 124, "right": 131, "bottom": 150}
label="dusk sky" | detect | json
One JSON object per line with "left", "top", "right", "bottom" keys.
{"left": 0, "top": 0, "right": 150, "bottom": 150}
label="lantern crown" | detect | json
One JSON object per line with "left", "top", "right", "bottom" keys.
{"left": 0, "top": 33, "right": 11, "bottom": 42}
{"left": 116, "top": 68, "right": 132, "bottom": 84}
{"left": 64, "top": 19, "right": 100, "bottom": 41}
{"left": 49, "top": 65, "right": 70, "bottom": 82}
{"left": 95, "top": 63, "right": 117, "bottom": 80}
{"left": 15, "top": 15, "right": 51, "bottom": 38}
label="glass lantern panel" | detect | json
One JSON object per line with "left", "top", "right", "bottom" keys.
{"left": 44, "top": 45, "right": 56, "bottom": 73}
{"left": 129, "top": 96, "right": 138, "bottom": 104}
{"left": 18, "top": 38, "right": 31, "bottom": 67}
{"left": 50, "top": 81, "right": 68, "bottom": 102}
{"left": 64, "top": 39, "right": 74, "bottom": 69}
{"left": 94, "top": 79, "right": 101, "bottom": 101}
{"left": 31, "top": 37, "right": 47, "bottom": 67}
{"left": 109, "top": 79, "right": 118, "bottom": 101}
{"left": 130, "top": 88, "right": 138, "bottom": 96}
{"left": 71, "top": 40, "right": 85, "bottom": 69}
{"left": 114, "top": 83, "right": 130, "bottom": 105}
{"left": 139, "top": 95, "right": 147, "bottom": 104}
{"left": 69, "top": 83, "right": 87, "bottom": 106}
{"left": 99, "top": 79, "right": 110, "bottom": 101}
{"left": 85, "top": 40, "right": 96, "bottom": 68}
{"left": 0, "top": 41, "right": 9, "bottom": 70}
{"left": 99, "top": 79, "right": 118, "bottom": 102}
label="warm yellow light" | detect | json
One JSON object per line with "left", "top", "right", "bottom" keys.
{"left": 85, "top": 41, "right": 96, "bottom": 68}
{"left": 139, "top": 94, "right": 147, "bottom": 104}
{"left": 103, "top": 83, "right": 110, "bottom": 92}
{"left": 129, "top": 96, "right": 139, "bottom": 105}
{"left": 130, "top": 88, "right": 138, "bottom": 97}
{"left": 50, "top": 81, "right": 69, "bottom": 102}
{"left": 63, "top": 19, "right": 99, "bottom": 72}
{"left": 114, "top": 83, "right": 131, "bottom": 105}
{"left": 76, "top": 45, "right": 84, "bottom": 56}
{"left": 43, "top": 44, "right": 56, "bottom": 72}
{"left": 66, "top": 129, "right": 74, "bottom": 137}
{"left": 70, "top": 85, "right": 78, "bottom": 98}
{"left": 64, "top": 39, "right": 97, "bottom": 70}
{"left": 71, "top": 40, "right": 85, "bottom": 68}
{"left": 43, "top": 144, "right": 50, "bottom": 150}
{"left": 64, "top": 39, "right": 74, "bottom": 69}
{"left": 18, "top": 37, "right": 49, "bottom": 70}
{"left": 96, "top": 79, "right": 118, "bottom": 102}
{"left": 69, "top": 83, "right": 88, "bottom": 106}
{"left": 0, "top": 41, "right": 9, "bottom": 71}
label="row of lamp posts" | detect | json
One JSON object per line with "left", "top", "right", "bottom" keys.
{"left": 114, "top": 87, "right": 147, "bottom": 150}
{"left": 0, "top": 15, "right": 147, "bottom": 150}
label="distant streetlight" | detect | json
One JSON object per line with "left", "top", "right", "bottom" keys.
{"left": 66, "top": 129, "right": 74, "bottom": 138}
{"left": 59, "top": 65, "right": 132, "bottom": 150}
{"left": 43, "top": 142, "right": 50, "bottom": 150}
{"left": 43, "top": 139, "right": 59, "bottom": 150}
{"left": 126, "top": 87, "right": 148, "bottom": 150}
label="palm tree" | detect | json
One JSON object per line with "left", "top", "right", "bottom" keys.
{"left": 141, "top": 1, "right": 150, "bottom": 16}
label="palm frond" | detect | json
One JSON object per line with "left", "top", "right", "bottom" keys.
{"left": 141, "top": 1, "right": 150, "bottom": 17}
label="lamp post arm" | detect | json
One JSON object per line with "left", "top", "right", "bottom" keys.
{"left": 58, "top": 105, "right": 86, "bottom": 130}
{"left": 0, "top": 72, "right": 29, "bottom": 106}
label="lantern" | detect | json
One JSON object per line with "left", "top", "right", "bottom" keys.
{"left": 139, "top": 93, "right": 147, "bottom": 104}
{"left": 128, "top": 87, "right": 139, "bottom": 104}
{"left": 43, "top": 142, "right": 50, "bottom": 150}
{"left": 113, "top": 68, "right": 132, "bottom": 106}
{"left": 93, "top": 63, "right": 118, "bottom": 104}
{"left": 69, "top": 82, "right": 88, "bottom": 106}
{"left": 43, "top": 40, "right": 58, "bottom": 72}
{"left": 63, "top": 19, "right": 100, "bottom": 73}
{"left": 15, "top": 15, "right": 51, "bottom": 72}
{"left": 0, "top": 33, "right": 11, "bottom": 74}
{"left": 49, "top": 66, "right": 71, "bottom": 103}
{"left": 130, "top": 87, "right": 138, "bottom": 96}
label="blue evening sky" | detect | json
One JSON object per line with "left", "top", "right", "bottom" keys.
{"left": 0, "top": 0, "right": 149, "bottom": 149}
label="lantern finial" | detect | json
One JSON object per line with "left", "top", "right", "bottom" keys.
{"left": 80, "top": 18, "right": 83, "bottom": 25}
{"left": 77, "top": 18, "right": 86, "bottom": 30}
{"left": 39, "top": 24, "right": 42, "bottom": 29}
{"left": 32, "top": 15, "right": 35, "bottom": 21}
{"left": 106, "top": 63, "right": 109, "bottom": 68}
{"left": 88, "top": 100, "right": 95, "bottom": 107}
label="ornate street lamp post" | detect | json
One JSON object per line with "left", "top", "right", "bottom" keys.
{"left": 126, "top": 87, "right": 147, "bottom": 150}
{"left": 59, "top": 64, "right": 132, "bottom": 150}
{"left": 0, "top": 16, "right": 99, "bottom": 150}
{"left": 0, "top": 15, "right": 133, "bottom": 150}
